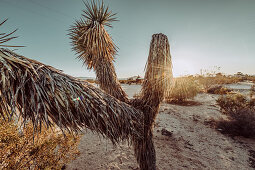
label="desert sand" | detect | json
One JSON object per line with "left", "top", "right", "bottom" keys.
{"left": 66, "top": 86, "right": 255, "bottom": 170}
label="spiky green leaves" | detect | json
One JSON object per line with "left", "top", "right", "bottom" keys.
{"left": 69, "top": 0, "right": 117, "bottom": 69}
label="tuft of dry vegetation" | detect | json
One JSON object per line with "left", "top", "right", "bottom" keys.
{"left": 165, "top": 77, "right": 200, "bottom": 103}
{"left": 0, "top": 117, "right": 80, "bottom": 169}
{"left": 216, "top": 93, "right": 255, "bottom": 138}
{"left": 217, "top": 93, "right": 255, "bottom": 112}
{"left": 119, "top": 76, "right": 143, "bottom": 85}
{"left": 250, "top": 85, "right": 255, "bottom": 99}
{"left": 195, "top": 74, "right": 240, "bottom": 92}
{"left": 207, "top": 85, "right": 232, "bottom": 95}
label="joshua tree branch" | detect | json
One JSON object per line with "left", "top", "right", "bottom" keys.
{"left": 0, "top": 48, "right": 143, "bottom": 145}
{"left": 69, "top": 1, "right": 128, "bottom": 102}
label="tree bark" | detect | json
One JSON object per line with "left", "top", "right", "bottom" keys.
{"left": 132, "top": 33, "right": 172, "bottom": 170}
{"left": 95, "top": 58, "right": 129, "bottom": 103}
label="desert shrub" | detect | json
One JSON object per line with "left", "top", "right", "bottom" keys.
{"left": 214, "top": 75, "right": 240, "bottom": 85}
{"left": 250, "top": 85, "right": 255, "bottom": 99}
{"left": 216, "top": 93, "right": 255, "bottom": 138}
{"left": 0, "top": 118, "right": 80, "bottom": 169}
{"left": 216, "top": 108, "right": 255, "bottom": 138}
{"left": 195, "top": 76, "right": 215, "bottom": 92}
{"left": 165, "top": 77, "right": 201, "bottom": 103}
{"left": 119, "top": 80, "right": 126, "bottom": 84}
{"left": 195, "top": 75, "right": 240, "bottom": 92}
{"left": 217, "top": 93, "right": 254, "bottom": 112}
{"left": 207, "top": 85, "right": 232, "bottom": 94}
{"left": 119, "top": 77, "right": 143, "bottom": 85}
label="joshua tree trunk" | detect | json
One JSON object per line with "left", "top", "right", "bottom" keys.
{"left": 131, "top": 103, "right": 159, "bottom": 170}
{"left": 132, "top": 33, "right": 172, "bottom": 170}
{"left": 94, "top": 57, "right": 128, "bottom": 103}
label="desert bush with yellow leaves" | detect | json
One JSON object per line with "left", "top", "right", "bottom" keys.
{"left": 195, "top": 74, "right": 240, "bottom": 92}
{"left": 165, "top": 77, "right": 201, "bottom": 103}
{"left": 0, "top": 117, "right": 80, "bottom": 169}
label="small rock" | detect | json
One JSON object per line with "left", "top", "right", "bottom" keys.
{"left": 61, "top": 165, "right": 66, "bottom": 170}
{"left": 161, "top": 128, "right": 172, "bottom": 137}
{"left": 229, "top": 157, "right": 235, "bottom": 161}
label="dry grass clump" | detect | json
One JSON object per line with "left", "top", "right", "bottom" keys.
{"left": 216, "top": 93, "right": 255, "bottom": 138}
{"left": 250, "top": 85, "right": 255, "bottom": 99}
{"left": 165, "top": 77, "right": 200, "bottom": 103}
{"left": 207, "top": 85, "right": 232, "bottom": 95}
{"left": 119, "top": 77, "right": 143, "bottom": 85}
{"left": 217, "top": 93, "right": 254, "bottom": 112}
{"left": 0, "top": 117, "right": 80, "bottom": 169}
{"left": 195, "top": 74, "right": 240, "bottom": 92}
{"left": 214, "top": 74, "right": 241, "bottom": 84}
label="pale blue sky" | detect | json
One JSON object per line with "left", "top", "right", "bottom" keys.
{"left": 0, "top": 0, "right": 254, "bottom": 77}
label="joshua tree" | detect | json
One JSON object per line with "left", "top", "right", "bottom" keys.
{"left": 69, "top": 1, "right": 128, "bottom": 103}
{"left": 0, "top": 1, "right": 172, "bottom": 169}
{"left": 131, "top": 33, "right": 172, "bottom": 169}
{"left": 69, "top": 1, "right": 172, "bottom": 169}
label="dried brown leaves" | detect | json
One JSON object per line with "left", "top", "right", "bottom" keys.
{"left": 0, "top": 48, "right": 143, "bottom": 145}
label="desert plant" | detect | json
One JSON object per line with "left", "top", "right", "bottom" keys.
{"left": 69, "top": 1, "right": 173, "bottom": 169}
{"left": 131, "top": 33, "right": 172, "bottom": 170}
{"left": 0, "top": 117, "right": 80, "bottom": 169}
{"left": 0, "top": 19, "right": 80, "bottom": 169}
{"left": 216, "top": 108, "right": 255, "bottom": 138}
{"left": 216, "top": 93, "right": 255, "bottom": 138}
{"left": 0, "top": 33, "right": 171, "bottom": 170}
{"left": 0, "top": 19, "right": 24, "bottom": 48}
{"left": 1, "top": 1, "right": 173, "bottom": 169}
{"left": 195, "top": 73, "right": 240, "bottom": 92}
{"left": 165, "top": 77, "right": 200, "bottom": 103}
{"left": 69, "top": 0, "right": 128, "bottom": 102}
{"left": 0, "top": 47, "right": 144, "bottom": 144}
{"left": 250, "top": 85, "right": 255, "bottom": 99}
{"left": 207, "top": 85, "right": 232, "bottom": 95}
{"left": 217, "top": 93, "right": 254, "bottom": 112}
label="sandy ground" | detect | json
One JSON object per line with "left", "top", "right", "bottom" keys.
{"left": 66, "top": 91, "right": 255, "bottom": 170}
